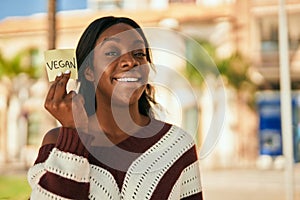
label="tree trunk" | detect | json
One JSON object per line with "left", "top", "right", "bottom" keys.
{"left": 48, "top": 0, "right": 56, "bottom": 50}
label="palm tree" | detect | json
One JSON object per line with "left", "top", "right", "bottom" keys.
{"left": 185, "top": 39, "right": 256, "bottom": 108}
{"left": 48, "top": 0, "right": 56, "bottom": 50}
{"left": 185, "top": 38, "right": 258, "bottom": 167}
{"left": 0, "top": 47, "right": 42, "bottom": 162}
{"left": 0, "top": 48, "right": 41, "bottom": 79}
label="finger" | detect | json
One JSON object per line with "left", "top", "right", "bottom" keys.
{"left": 72, "top": 94, "right": 87, "bottom": 131}
{"left": 53, "top": 70, "right": 71, "bottom": 101}
{"left": 64, "top": 90, "right": 77, "bottom": 100}
{"left": 45, "top": 72, "right": 63, "bottom": 101}
{"left": 71, "top": 94, "right": 85, "bottom": 113}
{"left": 73, "top": 93, "right": 85, "bottom": 105}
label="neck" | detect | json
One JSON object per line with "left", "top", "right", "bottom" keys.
{"left": 90, "top": 98, "right": 150, "bottom": 143}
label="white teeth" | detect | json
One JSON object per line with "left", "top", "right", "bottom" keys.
{"left": 116, "top": 77, "right": 139, "bottom": 82}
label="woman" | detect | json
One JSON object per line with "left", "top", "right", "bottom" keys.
{"left": 28, "top": 16, "right": 203, "bottom": 200}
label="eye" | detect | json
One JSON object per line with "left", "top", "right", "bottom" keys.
{"left": 105, "top": 51, "right": 119, "bottom": 57}
{"left": 133, "top": 51, "right": 146, "bottom": 58}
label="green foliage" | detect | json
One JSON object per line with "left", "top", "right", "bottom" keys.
{"left": 185, "top": 38, "right": 255, "bottom": 89}
{"left": 0, "top": 48, "right": 41, "bottom": 79}
{"left": 185, "top": 38, "right": 257, "bottom": 108}
{"left": 185, "top": 39, "right": 217, "bottom": 87}
{"left": 0, "top": 175, "right": 31, "bottom": 200}
{"left": 217, "top": 52, "right": 253, "bottom": 89}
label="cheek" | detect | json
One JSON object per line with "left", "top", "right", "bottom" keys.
{"left": 93, "top": 61, "right": 115, "bottom": 83}
{"left": 93, "top": 52, "right": 115, "bottom": 71}
{"left": 141, "top": 63, "right": 150, "bottom": 77}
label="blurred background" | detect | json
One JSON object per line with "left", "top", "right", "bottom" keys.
{"left": 0, "top": 0, "right": 300, "bottom": 199}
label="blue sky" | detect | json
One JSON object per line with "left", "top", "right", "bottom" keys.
{"left": 0, "top": 0, "right": 87, "bottom": 21}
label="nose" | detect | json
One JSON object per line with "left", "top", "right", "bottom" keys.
{"left": 119, "top": 52, "right": 139, "bottom": 69}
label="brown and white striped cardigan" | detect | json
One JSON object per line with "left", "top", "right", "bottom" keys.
{"left": 28, "top": 119, "right": 203, "bottom": 200}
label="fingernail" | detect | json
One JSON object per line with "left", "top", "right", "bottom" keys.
{"left": 57, "top": 72, "right": 62, "bottom": 77}
{"left": 64, "top": 70, "right": 71, "bottom": 74}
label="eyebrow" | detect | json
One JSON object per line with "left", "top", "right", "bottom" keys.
{"left": 100, "top": 37, "right": 146, "bottom": 47}
{"left": 100, "top": 37, "right": 121, "bottom": 47}
{"left": 133, "top": 39, "right": 145, "bottom": 46}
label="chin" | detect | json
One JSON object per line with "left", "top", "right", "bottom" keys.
{"left": 110, "top": 87, "right": 144, "bottom": 108}
{"left": 110, "top": 96, "right": 138, "bottom": 108}
{"left": 111, "top": 92, "right": 144, "bottom": 111}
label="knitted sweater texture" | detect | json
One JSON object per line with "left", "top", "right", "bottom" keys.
{"left": 28, "top": 120, "right": 203, "bottom": 200}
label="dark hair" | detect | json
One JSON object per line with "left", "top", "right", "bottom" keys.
{"left": 76, "top": 16, "right": 156, "bottom": 117}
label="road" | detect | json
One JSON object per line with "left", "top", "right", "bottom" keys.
{"left": 201, "top": 165, "right": 300, "bottom": 200}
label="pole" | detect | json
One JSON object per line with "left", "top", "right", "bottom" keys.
{"left": 278, "top": 0, "right": 294, "bottom": 200}
{"left": 48, "top": 0, "right": 56, "bottom": 50}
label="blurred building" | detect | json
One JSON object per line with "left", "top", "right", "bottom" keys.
{"left": 0, "top": 0, "right": 299, "bottom": 168}
{"left": 250, "top": 0, "right": 300, "bottom": 89}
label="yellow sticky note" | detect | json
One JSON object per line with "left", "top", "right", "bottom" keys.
{"left": 44, "top": 49, "right": 78, "bottom": 82}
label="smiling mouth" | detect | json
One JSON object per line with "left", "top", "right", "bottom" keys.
{"left": 113, "top": 77, "right": 141, "bottom": 82}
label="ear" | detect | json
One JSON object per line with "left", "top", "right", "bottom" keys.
{"left": 84, "top": 67, "right": 94, "bottom": 82}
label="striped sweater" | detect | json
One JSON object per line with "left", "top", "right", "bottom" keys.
{"left": 28, "top": 119, "right": 203, "bottom": 199}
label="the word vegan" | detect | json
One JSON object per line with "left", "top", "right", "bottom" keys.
{"left": 46, "top": 57, "right": 76, "bottom": 70}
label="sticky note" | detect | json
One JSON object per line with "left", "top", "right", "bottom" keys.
{"left": 44, "top": 49, "right": 78, "bottom": 82}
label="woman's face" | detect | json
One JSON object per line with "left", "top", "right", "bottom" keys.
{"left": 91, "top": 23, "right": 150, "bottom": 106}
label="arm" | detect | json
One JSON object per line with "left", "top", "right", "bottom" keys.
{"left": 28, "top": 127, "right": 92, "bottom": 200}
{"left": 179, "top": 160, "right": 203, "bottom": 200}
{"left": 28, "top": 71, "right": 91, "bottom": 199}
{"left": 166, "top": 149, "right": 203, "bottom": 200}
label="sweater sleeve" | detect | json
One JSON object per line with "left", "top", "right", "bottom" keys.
{"left": 179, "top": 160, "right": 203, "bottom": 200}
{"left": 164, "top": 149, "right": 203, "bottom": 200}
{"left": 28, "top": 127, "right": 92, "bottom": 200}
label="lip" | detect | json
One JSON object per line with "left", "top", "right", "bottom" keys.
{"left": 114, "top": 77, "right": 141, "bottom": 82}
{"left": 112, "top": 72, "right": 143, "bottom": 83}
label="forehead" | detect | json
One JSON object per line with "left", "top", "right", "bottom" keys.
{"left": 96, "top": 23, "right": 145, "bottom": 45}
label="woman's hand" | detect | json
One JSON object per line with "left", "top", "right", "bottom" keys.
{"left": 44, "top": 70, "right": 88, "bottom": 132}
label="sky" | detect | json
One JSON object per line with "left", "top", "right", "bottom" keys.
{"left": 0, "top": 0, "right": 87, "bottom": 21}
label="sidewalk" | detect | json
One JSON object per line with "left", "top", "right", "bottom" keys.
{"left": 202, "top": 164, "right": 300, "bottom": 200}
{"left": 0, "top": 161, "right": 29, "bottom": 176}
